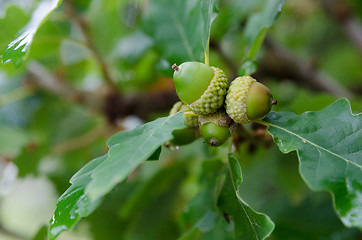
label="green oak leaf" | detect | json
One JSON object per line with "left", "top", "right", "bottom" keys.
{"left": 263, "top": 98, "right": 362, "bottom": 230}
{"left": 218, "top": 155, "right": 275, "bottom": 239}
{"left": 119, "top": 161, "right": 188, "bottom": 239}
{"left": 86, "top": 112, "right": 185, "bottom": 200}
{"left": 179, "top": 159, "right": 230, "bottom": 239}
{"left": 239, "top": 0, "right": 285, "bottom": 75}
{"left": 243, "top": 0, "right": 285, "bottom": 45}
{"left": 49, "top": 155, "right": 106, "bottom": 240}
{"left": 201, "top": 0, "right": 219, "bottom": 55}
{"left": 142, "top": 0, "right": 219, "bottom": 65}
{"left": 0, "top": 0, "right": 62, "bottom": 67}
{"left": 49, "top": 112, "right": 185, "bottom": 238}
{"left": 179, "top": 211, "right": 221, "bottom": 240}
{"left": 147, "top": 146, "right": 162, "bottom": 161}
{"left": 32, "top": 225, "right": 48, "bottom": 240}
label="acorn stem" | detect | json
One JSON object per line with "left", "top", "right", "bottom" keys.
{"left": 205, "top": 45, "right": 209, "bottom": 66}
{"left": 172, "top": 64, "right": 180, "bottom": 71}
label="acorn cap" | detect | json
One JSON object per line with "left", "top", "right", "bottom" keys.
{"left": 173, "top": 62, "right": 228, "bottom": 115}
{"left": 189, "top": 67, "right": 228, "bottom": 115}
{"left": 225, "top": 76, "right": 273, "bottom": 124}
{"left": 198, "top": 109, "right": 231, "bottom": 127}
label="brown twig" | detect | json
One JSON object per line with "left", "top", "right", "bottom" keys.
{"left": 61, "top": 0, "right": 180, "bottom": 123}
{"left": 64, "top": 0, "right": 118, "bottom": 91}
{"left": 27, "top": 61, "right": 178, "bottom": 122}
{"left": 26, "top": 61, "right": 104, "bottom": 112}
{"left": 53, "top": 124, "right": 111, "bottom": 154}
{"left": 0, "top": 87, "right": 34, "bottom": 107}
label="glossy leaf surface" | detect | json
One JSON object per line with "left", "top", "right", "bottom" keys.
{"left": 264, "top": 99, "right": 362, "bottom": 230}
{"left": 49, "top": 155, "right": 106, "bottom": 240}
{"left": 0, "top": 0, "right": 62, "bottom": 66}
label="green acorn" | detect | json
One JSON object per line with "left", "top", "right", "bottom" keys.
{"left": 225, "top": 76, "right": 275, "bottom": 124}
{"left": 199, "top": 110, "right": 231, "bottom": 147}
{"left": 169, "top": 101, "right": 199, "bottom": 146}
{"left": 171, "top": 128, "right": 199, "bottom": 146}
{"left": 172, "top": 62, "right": 228, "bottom": 115}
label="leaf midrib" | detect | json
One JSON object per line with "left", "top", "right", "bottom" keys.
{"left": 267, "top": 122, "right": 362, "bottom": 169}
{"left": 236, "top": 193, "right": 260, "bottom": 240}
{"left": 228, "top": 160, "right": 261, "bottom": 240}
{"left": 169, "top": 11, "right": 195, "bottom": 60}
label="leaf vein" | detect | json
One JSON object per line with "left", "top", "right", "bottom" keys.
{"left": 313, "top": 148, "right": 322, "bottom": 185}
{"left": 169, "top": 11, "right": 195, "bottom": 60}
{"left": 268, "top": 123, "right": 362, "bottom": 169}
{"left": 236, "top": 193, "right": 260, "bottom": 240}
{"left": 329, "top": 128, "right": 361, "bottom": 151}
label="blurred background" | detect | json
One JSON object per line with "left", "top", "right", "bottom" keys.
{"left": 0, "top": 0, "right": 361, "bottom": 239}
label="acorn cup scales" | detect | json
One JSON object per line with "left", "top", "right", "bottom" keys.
{"left": 173, "top": 62, "right": 228, "bottom": 115}
{"left": 225, "top": 76, "right": 273, "bottom": 124}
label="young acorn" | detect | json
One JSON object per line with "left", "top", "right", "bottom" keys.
{"left": 172, "top": 62, "right": 228, "bottom": 115}
{"left": 199, "top": 109, "right": 231, "bottom": 147}
{"left": 225, "top": 76, "right": 276, "bottom": 124}
{"left": 168, "top": 101, "right": 199, "bottom": 146}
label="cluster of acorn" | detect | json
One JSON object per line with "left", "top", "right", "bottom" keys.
{"left": 168, "top": 61, "right": 275, "bottom": 147}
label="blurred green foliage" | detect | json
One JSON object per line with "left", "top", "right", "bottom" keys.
{"left": 0, "top": 0, "right": 361, "bottom": 239}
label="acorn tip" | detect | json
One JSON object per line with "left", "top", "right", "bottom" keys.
{"left": 172, "top": 64, "right": 179, "bottom": 71}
